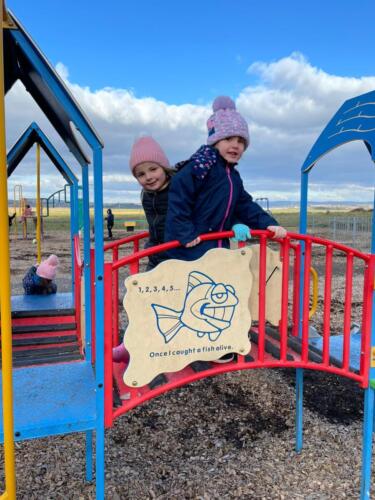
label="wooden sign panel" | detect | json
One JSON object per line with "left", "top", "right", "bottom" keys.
{"left": 248, "top": 245, "right": 282, "bottom": 326}
{"left": 123, "top": 248, "right": 253, "bottom": 387}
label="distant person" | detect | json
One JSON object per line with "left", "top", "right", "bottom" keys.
{"left": 21, "top": 203, "right": 43, "bottom": 237}
{"left": 8, "top": 212, "right": 16, "bottom": 226}
{"left": 105, "top": 208, "right": 114, "bottom": 239}
{"left": 23, "top": 254, "right": 59, "bottom": 295}
{"left": 129, "top": 136, "right": 174, "bottom": 270}
{"left": 22, "top": 204, "right": 34, "bottom": 220}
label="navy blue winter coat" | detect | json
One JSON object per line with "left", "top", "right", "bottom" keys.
{"left": 164, "top": 145, "right": 278, "bottom": 261}
{"left": 142, "top": 183, "right": 170, "bottom": 270}
{"left": 23, "top": 266, "right": 57, "bottom": 295}
{"left": 105, "top": 211, "right": 114, "bottom": 228}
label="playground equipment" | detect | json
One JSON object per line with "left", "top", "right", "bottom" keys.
{"left": 255, "top": 196, "right": 271, "bottom": 213}
{"left": 8, "top": 129, "right": 44, "bottom": 251}
{"left": 7, "top": 122, "right": 80, "bottom": 273}
{"left": 5, "top": 122, "right": 82, "bottom": 368}
{"left": 98, "top": 91, "right": 375, "bottom": 499}
{"left": 94, "top": 93, "right": 375, "bottom": 498}
{"left": 121, "top": 208, "right": 148, "bottom": 231}
{"left": 12, "top": 184, "right": 23, "bottom": 237}
{"left": 46, "top": 184, "right": 71, "bottom": 211}
{"left": 0, "top": 7, "right": 104, "bottom": 499}
{"left": 1, "top": 5, "right": 375, "bottom": 500}
{"left": 11, "top": 188, "right": 42, "bottom": 242}
{"left": 7, "top": 122, "right": 80, "bottom": 262}
{"left": 298, "top": 89, "right": 375, "bottom": 497}
{"left": 124, "top": 220, "right": 136, "bottom": 231}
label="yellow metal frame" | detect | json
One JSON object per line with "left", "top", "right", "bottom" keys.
{"left": 21, "top": 198, "right": 28, "bottom": 239}
{"left": 36, "top": 143, "right": 41, "bottom": 263}
{"left": 12, "top": 184, "right": 22, "bottom": 238}
{"left": 0, "top": 0, "right": 16, "bottom": 497}
{"left": 14, "top": 145, "right": 43, "bottom": 252}
{"left": 309, "top": 266, "right": 318, "bottom": 319}
{"left": 2, "top": 0, "right": 15, "bottom": 30}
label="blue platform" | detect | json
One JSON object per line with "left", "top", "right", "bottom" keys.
{"left": 11, "top": 292, "right": 74, "bottom": 315}
{"left": 309, "top": 333, "right": 361, "bottom": 372}
{"left": 0, "top": 361, "right": 96, "bottom": 441}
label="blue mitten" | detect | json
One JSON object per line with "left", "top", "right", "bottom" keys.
{"left": 231, "top": 224, "right": 251, "bottom": 242}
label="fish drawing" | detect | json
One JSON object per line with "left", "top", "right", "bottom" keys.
{"left": 152, "top": 271, "right": 238, "bottom": 344}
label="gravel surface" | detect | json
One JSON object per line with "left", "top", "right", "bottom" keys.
{"left": 3, "top": 229, "right": 374, "bottom": 498}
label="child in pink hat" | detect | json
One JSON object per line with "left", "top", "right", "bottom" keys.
{"left": 113, "top": 136, "right": 174, "bottom": 363}
{"left": 23, "top": 254, "right": 59, "bottom": 295}
{"left": 129, "top": 135, "right": 174, "bottom": 271}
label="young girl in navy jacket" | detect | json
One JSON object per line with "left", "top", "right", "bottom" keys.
{"left": 129, "top": 136, "right": 174, "bottom": 270}
{"left": 165, "top": 96, "right": 287, "bottom": 261}
{"left": 113, "top": 136, "right": 173, "bottom": 362}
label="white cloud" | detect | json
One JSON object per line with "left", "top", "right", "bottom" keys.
{"left": 55, "top": 62, "right": 69, "bottom": 80}
{"left": 5, "top": 53, "right": 375, "bottom": 204}
{"left": 102, "top": 174, "right": 136, "bottom": 184}
{"left": 242, "top": 52, "right": 375, "bottom": 132}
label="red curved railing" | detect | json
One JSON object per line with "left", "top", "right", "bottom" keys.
{"left": 100, "top": 231, "right": 375, "bottom": 427}
{"left": 89, "top": 231, "right": 150, "bottom": 362}
{"left": 103, "top": 232, "right": 149, "bottom": 346}
{"left": 103, "top": 231, "right": 149, "bottom": 253}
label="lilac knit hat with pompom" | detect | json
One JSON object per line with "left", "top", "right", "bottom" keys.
{"left": 206, "top": 96, "right": 250, "bottom": 149}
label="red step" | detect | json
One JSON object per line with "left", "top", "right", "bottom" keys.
{"left": 0, "top": 309, "right": 82, "bottom": 367}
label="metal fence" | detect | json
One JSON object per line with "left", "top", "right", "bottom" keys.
{"left": 309, "top": 215, "right": 372, "bottom": 251}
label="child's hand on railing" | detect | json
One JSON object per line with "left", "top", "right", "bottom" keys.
{"left": 231, "top": 223, "right": 251, "bottom": 242}
{"left": 267, "top": 225, "right": 287, "bottom": 239}
{"left": 185, "top": 237, "right": 201, "bottom": 248}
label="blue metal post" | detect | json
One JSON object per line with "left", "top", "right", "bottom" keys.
{"left": 370, "top": 187, "right": 375, "bottom": 257}
{"left": 85, "top": 430, "right": 93, "bottom": 482}
{"left": 70, "top": 183, "right": 79, "bottom": 296}
{"left": 81, "top": 168, "right": 93, "bottom": 484}
{"left": 295, "top": 92, "right": 375, "bottom": 496}
{"left": 93, "top": 147, "right": 105, "bottom": 500}
{"left": 82, "top": 169, "right": 92, "bottom": 364}
{"left": 71, "top": 182, "right": 79, "bottom": 235}
{"left": 361, "top": 387, "right": 375, "bottom": 499}
{"left": 296, "top": 169, "right": 309, "bottom": 452}
{"left": 360, "top": 187, "right": 375, "bottom": 498}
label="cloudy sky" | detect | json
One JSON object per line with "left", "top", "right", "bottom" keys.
{"left": 5, "top": 0, "right": 375, "bottom": 205}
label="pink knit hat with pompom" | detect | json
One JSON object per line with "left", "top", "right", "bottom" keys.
{"left": 207, "top": 96, "right": 250, "bottom": 149}
{"left": 129, "top": 136, "right": 170, "bottom": 174}
{"left": 36, "top": 254, "right": 59, "bottom": 280}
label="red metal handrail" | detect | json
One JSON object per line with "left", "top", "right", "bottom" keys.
{"left": 101, "top": 230, "right": 375, "bottom": 426}
{"left": 280, "top": 236, "right": 290, "bottom": 360}
{"left": 103, "top": 231, "right": 149, "bottom": 252}
{"left": 103, "top": 231, "right": 149, "bottom": 346}
{"left": 322, "top": 245, "right": 333, "bottom": 363}
{"left": 343, "top": 253, "right": 354, "bottom": 370}
{"left": 291, "top": 243, "right": 301, "bottom": 337}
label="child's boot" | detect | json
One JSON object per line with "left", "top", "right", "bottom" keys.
{"left": 112, "top": 343, "right": 129, "bottom": 363}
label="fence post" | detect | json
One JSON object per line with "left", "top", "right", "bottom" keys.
{"left": 352, "top": 217, "right": 357, "bottom": 245}
{"left": 333, "top": 216, "right": 336, "bottom": 241}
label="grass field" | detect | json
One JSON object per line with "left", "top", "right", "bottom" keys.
{"left": 9, "top": 206, "right": 373, "bottom": 251}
